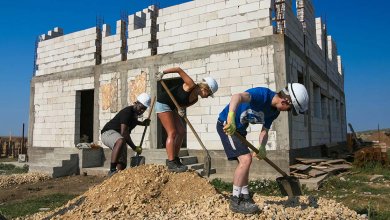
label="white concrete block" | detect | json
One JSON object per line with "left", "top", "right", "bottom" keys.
{"left": 198, "top": 28, "right": 217, "bottom": 38}
{"left": 199, "top": 12, "right": 218, "bottom": 22}
{"left": 207, "top": 19, "right": 226, "bottom": 29}
{"left": 182, "top": 15, "right": 200, "bottom": 26}
{"left": 218, "top": 7, "right": 238, "bottom": 18}
{"left": 210, "top": 34, "right": 229, "bottom": 45}
{"left": 229, "top": 31, "right": 250, "bottom": 41}
{"left": 237, "top": 20, "right": 258, "bottom": 31}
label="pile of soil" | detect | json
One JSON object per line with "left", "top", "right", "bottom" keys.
{"left": 0, "top": 173, "right": 50, "bottom": 188}
{"left": 24, "top": 165, "right": 365, "bottom": 219}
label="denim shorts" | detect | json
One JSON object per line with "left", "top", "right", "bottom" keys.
{"left": 216, "top": 120, "right": 250, "bottom": 160}
{"left": 155, "top": 101, "right": 173, "bottom": 113}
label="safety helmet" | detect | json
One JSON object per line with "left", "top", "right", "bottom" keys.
{"left": 136, "top": 93, "right": 151, "bottom": 108}
{"left": 286, "top": 83, "right": 309, "bottom": 115}
{"left": 203, "top": 77, "right": 218, "bottom": 97}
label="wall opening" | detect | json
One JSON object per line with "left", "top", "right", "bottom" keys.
{"left": 76, "top": 89, "right": 94, "bottom": 143}
{"left": 156, "top": 78, "right": 187, "bottom": 149}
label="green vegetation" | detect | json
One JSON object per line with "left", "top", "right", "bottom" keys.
{"left": 0, "top": 194, "right": 76, "bottom": 219}
{"left": 0, "top": 163, "right": 28, "bottom": 175}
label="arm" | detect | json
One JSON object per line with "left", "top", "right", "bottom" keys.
{"left": 259, "top": 127, "right": 269, "bottom": 149}
{"left": 223, "top": 92, "right": 251, "bottom": 135}
{"left": 163, "top": 67, "right": 196, "bottom": 91}
{"left": 120, "top": 124, "right": 136, "bottom": 150}
{"left": 228, "top": 92, "right": 251, "bottom": 112}
{"left": 255, "top": 127, "right": 269, "bottom": 159}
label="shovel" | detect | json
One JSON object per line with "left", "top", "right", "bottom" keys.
{"left": 234, "top": 131, "right": 302, "bottom": 197}
{"left": 130, "top": 96, "right": 156, "bottom": 167}
{"left": 159, "top": 80, "right": 212, "bottom": 177}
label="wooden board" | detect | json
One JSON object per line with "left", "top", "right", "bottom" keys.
{"left": 321, "top": 164, "right": 352, "bottom": 173}
{"left": 322, "top": 159, "right": 346, "bottom": 165}
{"left": 306, "top": 168, "right": 327, "bottom": 177}
{"left": 289, "top": 164, "right": 311, "bottom": 171}
{"left": 295, "top": 158, "right": 329, "bottom": 164}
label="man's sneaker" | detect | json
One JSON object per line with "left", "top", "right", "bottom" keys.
{"left": 167, "top": 160, "right": 187, "bottom": 173}
{"left": 107, "top": 170, "right": 117, "bottom": 177}
{"left": 241, "top": 193, "right": 255, "bottom": 203}
{"left": 174, "top": 156, "right": 188, "bottom": 170}
{"left": 229, "top": 195, "right": 260, "bottom": 214}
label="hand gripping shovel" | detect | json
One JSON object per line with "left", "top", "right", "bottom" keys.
{"left": 159, "top": 80, "right": 212, "bottom": 177}
{"left": 234, "top": 131, "right": 302, "bottom": 197}
{"left": 130, "top": 96, "right": 156, "bottom": 167}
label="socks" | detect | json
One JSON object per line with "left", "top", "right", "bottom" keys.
{"left": 110, "top": 162, "right": 117, "bottom": 172}
{"left": 233, "top": 185, "right": 242, "bottom": 197}
{"left": 241, "top": 185, "right": 249, "bottom": 195}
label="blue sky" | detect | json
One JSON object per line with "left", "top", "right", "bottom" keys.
{"left": 0, "top": 0, "right": 388, "bottom": 136}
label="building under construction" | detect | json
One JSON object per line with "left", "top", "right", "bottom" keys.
{"left": 28, "top": 0, "right": 346, "bottom": 179}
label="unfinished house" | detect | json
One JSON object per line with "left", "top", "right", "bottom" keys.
{"left": 28, "top": 0, "right": 346, "bottom": 179}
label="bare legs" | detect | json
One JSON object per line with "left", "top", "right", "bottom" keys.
{"left": 158, "top": 111, "right": 185, "bottom": 160}
{"left": 233, "top": 153, "right": 252, "bottom": 187}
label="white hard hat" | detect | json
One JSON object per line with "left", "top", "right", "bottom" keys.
{"left": 287, "top": 83, "right": 309, "bottom": 115}
{"left": 136, "top": 93, "right": 151, "bottom": 108}
{"left": 203, "top": 77, "right": 218, "bottom": 97}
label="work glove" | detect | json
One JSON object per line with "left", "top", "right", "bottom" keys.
{"left": 142, "top": 119, "right": 151, "bottom": 126}
{"left": 223, "top": 111, "right": 236, "bottom": 136}
{"left": 134, "top": 146, "right": 142, "bottom": 154}
{"left": 256, "top": 144, "right": 267, "bottom": 160}
{"left": 177, "top": 108, "right": 186, "bottom": 117}
{"left": 155, "top": 72, "right": 164, "bottom": 81}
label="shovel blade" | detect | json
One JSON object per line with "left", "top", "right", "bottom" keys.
{"left": 276, "top": 176, "right": 302, "bottom": 197}
{"left": 130, "top": 155, "right": 145, "bottom": 167}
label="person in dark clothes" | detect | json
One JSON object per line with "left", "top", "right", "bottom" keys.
{"left": 101, "top": 93, "right": 151, "bottom": 176}
{"left": 155, "top": 67, "right": 218, "bottom": 172}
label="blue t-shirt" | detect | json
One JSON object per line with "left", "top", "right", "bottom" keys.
{"left": 218, "top": 87, "right": 280, "bottom": 134}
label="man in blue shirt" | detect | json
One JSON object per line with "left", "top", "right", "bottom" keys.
{"left": 217, "top": 83, "right": 309, "bottom": 214}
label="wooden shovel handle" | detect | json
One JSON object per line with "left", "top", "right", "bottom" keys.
{"left": 233, "top": 131, "right": 288, "bottom": 177}
{"left": 139, "top": 96, "right": 156, "bottom": 147}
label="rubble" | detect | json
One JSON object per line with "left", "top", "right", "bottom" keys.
{"left": 21, "top": 164, "right": 365, "bottom": 219}
{"left": 0, "top": 172, "right": 50, "bottom": 188}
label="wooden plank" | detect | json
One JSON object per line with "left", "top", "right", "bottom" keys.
{"left": 295, "top": 158, "right": 329, "bottom": 164}
{"left": 289, "top": 164, "right": 311, "bottom": 171}
{"left": 322, "top": 159, "right": 346, "bottom": 165}
{"left": 306, "top": 168, "right": 327, "bottom": 177}
{"left": 322, "top": 164, "right": 352, "bottom": 173}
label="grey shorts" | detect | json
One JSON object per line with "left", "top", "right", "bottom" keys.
{"left": 155, "top": 101, "right": 173, "bottom": 113}
{"left": 101, "top": 130, "right": 127, "bottom": 164}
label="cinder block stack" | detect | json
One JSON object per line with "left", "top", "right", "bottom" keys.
{"left": 127, "top": 5, "right": 158, "bottom": 60}
{"left": 36, "top": 27, "right": 99, "bottom": 76}
{"left": 101, "top": 21, "right": 127, "bottom": 64}
{"left": 156, "top": 0, "right": 274, "bottom": 54}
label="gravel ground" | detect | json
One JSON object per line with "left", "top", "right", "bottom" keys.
{"left": 17, "top": 164, "right": 367, "bottom": 219}
{"left": 0, "top": 173, "right": 50, "bottom": 188}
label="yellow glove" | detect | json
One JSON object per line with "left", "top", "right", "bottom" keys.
{"left": 134, "top": 146, "right": 142, "bottom": 154}
{"left": 223, "top": 111, "right": 236, "bottom": 136}
{"left": 256, "top": 144, "right": 267, "bottom": 160}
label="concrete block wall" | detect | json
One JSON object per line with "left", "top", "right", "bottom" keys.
{"left": 101, "top": 21, "right": 126, "bottom": 64}
{"left": 33, "top": 76, "right": 94, "bottom": 148}
{"left": 296, "top": 0, "right": 316, "bottom": 43}
{"left": 281, "top": 0, "right": 304, "bottom": 51}
{"left": 158, "top": 45, "right": 278, "bottom": 151}
{"left": 156, "top": 0, "right": 274, "bottom": 54}
{"left": 127, "top": 6, "right": 158, "bottom": 60}
{"left": 36, "top": 27, "right": 100, "bottom": 76}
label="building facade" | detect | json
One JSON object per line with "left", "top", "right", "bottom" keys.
{"left": 28, "top": 0, "right": 346, "bottom": 179}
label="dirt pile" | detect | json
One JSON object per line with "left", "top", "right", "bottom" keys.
{"left": 24, "top": 165, "right": 365, "bottom": 219}
{"left": 0, "top": 173, "right": 50, "bottom": 188}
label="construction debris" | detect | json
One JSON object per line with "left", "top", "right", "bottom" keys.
{"left": 290, "top": 158, "right": 353, "bottom": 190}
{"left": 21, "top": 164, "right": 365, "bottom": 219}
